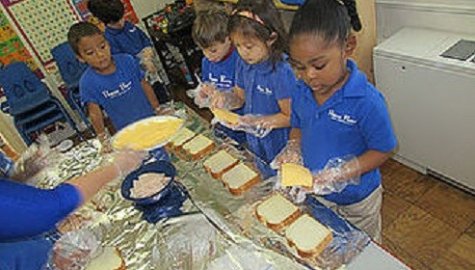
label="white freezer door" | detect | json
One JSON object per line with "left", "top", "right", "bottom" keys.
{"left": 374, "top": 55, "right": 475, "bottom": 191}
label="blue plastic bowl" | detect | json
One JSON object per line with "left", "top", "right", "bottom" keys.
{"left": 121, "top": 160, "right": 176, "bottom": 205}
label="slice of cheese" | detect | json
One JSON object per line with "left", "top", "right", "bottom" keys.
{"left": 211, "top": 108, "right": 240, "bottom": 125}
{"left": 169, "top": 127, "right": 196, "bottom": 148}
{"left": 182, "top": 134, "right": 214, "bottom": 155}
{"left": 256, "top": 193, "right": 299, "bottom": 227}
{"left": 112, "top": 116, "right": 184, "bottom": 150}
{"left": 86, "top": 247, "right": 124, "bottom": 270}
{"left": 281, "top": 163, "right": 313, "bottom": 187}
{"left": 222, "top": 163, "right": 257, "bottom": 190}
{"left": 203, "top": 150, "right": 238, "bottom": 175}
{"left": 285, "top": 214, "right": 333, "bottom": 257}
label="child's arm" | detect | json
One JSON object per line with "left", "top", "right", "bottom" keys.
{"left": 141, "top": 79, "right": 160, "bottom": 114}
{"left": 241, "top": 98, "right": 291, "bottom": 129}
{"left": 88, "top": 103, "right": 106, "bottom": 138}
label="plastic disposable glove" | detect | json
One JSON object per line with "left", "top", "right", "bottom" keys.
{"left": 210, "top": 91, "right": 242, "bottom": 110}
{"left": 312, "top": 156, "right": 361, "bottom": 195}
{"left": 111, "top": 149, "right": 148, "bottom": 179}
{"left": 13, "top": 134, "right": 52, "bottom": 180}
{"left": 270, "top": 140, "right": 302, "bottom": 169}
{"left": 235, "top": 114, "right": 272, "bottom": 138}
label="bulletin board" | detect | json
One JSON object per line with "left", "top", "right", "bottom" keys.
{"left": 1, "top": 0, "right": 81, "bottom": 66}
{"left": 0, "top": 10, "right": 37, "bottom": 68}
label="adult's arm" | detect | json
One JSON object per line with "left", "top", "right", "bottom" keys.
{"left": 0, "top": 150, "right": 144, "bottom": 241}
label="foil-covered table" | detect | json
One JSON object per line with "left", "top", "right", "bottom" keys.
{"left": 35, "top": 104, "right": 374, "bottom": 270}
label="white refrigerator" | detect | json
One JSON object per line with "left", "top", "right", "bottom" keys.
{"left": 374, "top": 27, "right": 475, "bottom": 193}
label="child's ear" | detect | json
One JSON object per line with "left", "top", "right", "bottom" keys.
{"left": 76, "top": 54, "right": 86, "bottom": 63}
{"left": 344, "top": 34, "right": 357, "bottom": 57}
{"left": 266, "top": 32, "right": 278, "bottom": 47}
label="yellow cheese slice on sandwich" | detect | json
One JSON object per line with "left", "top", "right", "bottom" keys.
{"left": 211, "top": 108, "right": 240, "bottom": 125}
{"left": 281, "top": 163, "right": 313, "bottom": 187}
{"left": 112, "top": 116, "right": 184, "bottom": 151}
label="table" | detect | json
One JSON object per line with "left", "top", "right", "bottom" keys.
{"left": 36, "top": 105, "right": 409, "bottom": 270}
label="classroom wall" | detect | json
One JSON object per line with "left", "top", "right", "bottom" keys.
{"left": 352, "top": 0, "right": 377, "bottom": 82}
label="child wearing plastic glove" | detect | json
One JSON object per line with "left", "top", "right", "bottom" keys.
{"left": 191, "top": 9, "right": 246, "bottom": 144}
{"left": 211, "top": 0, "right": 298, "bottom": 179}
{"left": 0, "top": 149, "right": 146, "bottom": 270}
{"left": 280, "top": 0, "right": 398, "bottom": 242}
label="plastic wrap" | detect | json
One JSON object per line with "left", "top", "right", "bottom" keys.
{"left": 13, "top": 134, "right": 56, "bottom": 182}
{"left": 211, "top": 114, "right": 272, "bottom": 139}
{"left": 312, "top": 156, "right": 361, "bottom": 196}
{"left": 48, "top": 229, "right": 102, "bottom": 270}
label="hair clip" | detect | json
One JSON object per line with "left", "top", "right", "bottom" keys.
{"left": 232, "top": 10, "right": 266, "bottom": 27}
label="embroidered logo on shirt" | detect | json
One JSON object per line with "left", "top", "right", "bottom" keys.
{"left": 102, "top": 81, "right": 132, "bottom": 99}
{"left": 328, "top": 109, "right": 357, "bottom": 125}
{"left": 257, "top": 85, "right": 272, "bottom": 95}
{"left": 129, "top": 27, "right": 137, "bottom": 33}
{"left": 208, "top": 74, "right": 233, "bottom": 89}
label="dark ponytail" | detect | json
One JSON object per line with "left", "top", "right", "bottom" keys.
{"left": 341, "top": 0, "right": 362, "bottom": 32}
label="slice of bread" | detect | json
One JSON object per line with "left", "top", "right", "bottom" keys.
{"left": 221, "top": 163, "right": 260, "bottom": 195}
{"left": 285, "top": 214, "right": 333, "bottom": 258}
{"left": 85, "top": 247, "right": 126, "bottom": 270}
{"left": 255, "top": 193, "right": 301, "bottom": 231}
{"left": 182, "top": 134, "right": 215, "bottom": 160}
{"left": 168, "top": 127, "right": 196, "bottom": 149}
{"left": 211, "top": 108, "right": 240, "bottom": 126}
{"left": 203, "top": 150, "right": 239, "bottom": 179}
{"left": 281, "top": 163, "right": 313, "bottom": 187}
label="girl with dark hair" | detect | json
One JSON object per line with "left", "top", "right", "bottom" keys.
{"left": 212, "top": 0, "right": 298, "bottom": 179}
{"left": 287, "top": 0, "right": 397, "bottom": 242}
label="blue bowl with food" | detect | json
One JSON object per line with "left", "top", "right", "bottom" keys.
{"left": 121, "top": 160, "right": 176, "bottom": 205}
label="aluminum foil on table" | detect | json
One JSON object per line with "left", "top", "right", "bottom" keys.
{"left": 173, "top": 111, "right": 369, "bottom": 270}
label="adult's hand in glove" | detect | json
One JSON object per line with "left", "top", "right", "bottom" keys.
{"left": 112, "top": 149, "right": 148, "bottom": 179}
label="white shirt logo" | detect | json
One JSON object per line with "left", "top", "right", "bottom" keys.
{"left": 102, "top": 81, "right": 132, "bottom": 98}
{"left": 207, "top": 74, "right": 233, "bottom": 89}
{"left": 328, "top": 109, "right": 357, "bottom": 125}
{"left": 129, "top": 27, "right": 137, "bottom": 33}
{"left": 257, "top": 85, "right": 272, "bottom": 95}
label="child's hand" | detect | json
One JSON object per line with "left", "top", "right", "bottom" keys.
{"left": 270, "top": 140, "right": 302, "bottom": 169}
{"left": 98, "top": 133, "right": 112, "bottom": 154}
{"left": 210, "top": 92, "right": 226, "bottom": 108}
{"left": 199, "top": 83, "right": 216, "bottom": 99}
{"left": 143, "top": 59, "right": 157, "bottom": 74}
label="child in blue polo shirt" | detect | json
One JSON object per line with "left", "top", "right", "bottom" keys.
{"left": 191, "top": 9, "right": 246, "bottom": 144}
{"left": 212, "top": 0, "right": 297, "bottom": 178}
{"left": 287, "top": 0, "right": 397, "bottom": 241}
{"left": 87, "top": 0, "right": 166, "bottom": 94}
{"left": 68, "top": 22, "right": 167, "bottom": 159}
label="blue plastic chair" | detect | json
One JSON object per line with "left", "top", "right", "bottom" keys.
{"left": 51, "top": 42, "right": 90, "bottom": 128}
{"left": 0, "top": 62, "right": 79, "bottom": 145}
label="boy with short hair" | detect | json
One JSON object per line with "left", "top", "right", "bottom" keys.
{"left": 192, "top": 9, "right": 245, "bottom": 143}
{"left": 67, "top": 22, "right": 164, "bottom": 153}
{"left": 87, "top": 0, "right": 169, "bottom": 101}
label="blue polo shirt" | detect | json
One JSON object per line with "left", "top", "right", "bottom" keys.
{"left": 201, "top": 49, "right": 239, "bottom": 91}
{"left": 80, "top": 54, "right": 154, "bottom": 131}
{"left": 291, "top": 60, "right": 397, "bottom": 205}
{"left": 105, "top": 21, "right": 152, "bottom": 56}
{"left": 236, "top": 57, "right": 295, "bottom": 173}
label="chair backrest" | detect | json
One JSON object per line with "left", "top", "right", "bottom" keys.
{"left": 0, "top": 62, "right": 52, "bottom": 115}
{"left": 51, "top": 42, "right": 87, "bottom": 88}
{"left": 279, "top": 0, "right": 305, "bottom": 5}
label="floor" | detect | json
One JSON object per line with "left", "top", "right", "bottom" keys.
{"left": 380, "top": 159, "right": 475, "bottom": 270}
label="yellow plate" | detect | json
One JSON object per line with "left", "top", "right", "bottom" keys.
{"left": 111, "top": 116, "right": 185, "bottom": 151}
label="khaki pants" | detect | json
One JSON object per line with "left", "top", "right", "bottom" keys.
{"left": 315, "top": 185, "right": 383, "bottom": 243}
